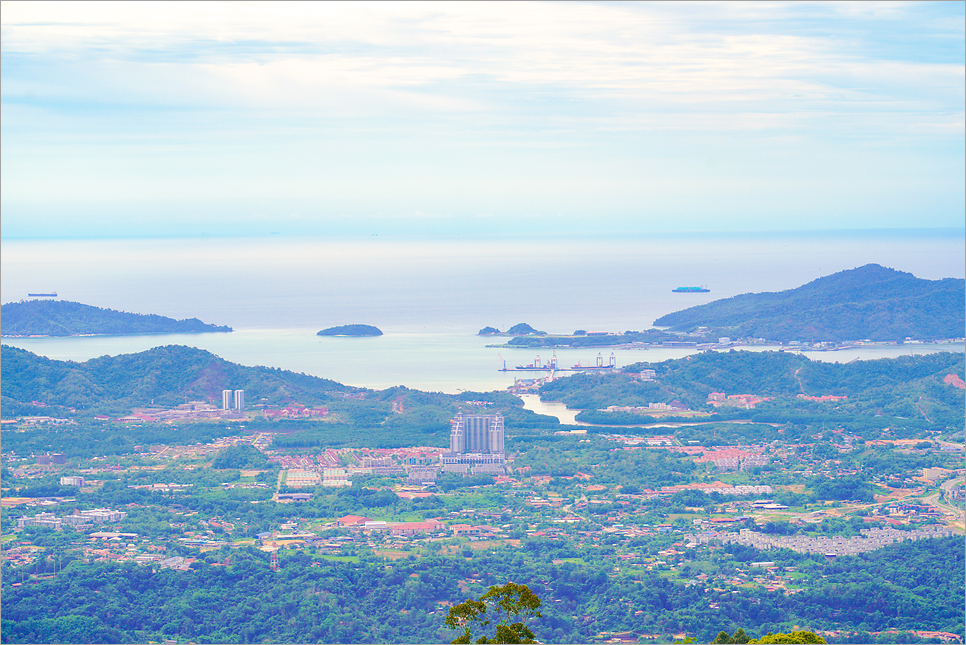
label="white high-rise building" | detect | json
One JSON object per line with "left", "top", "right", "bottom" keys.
{"left": 442, "top": 413, "right": 506, "bottom": 473}
{"left": 449, "top": 413, "right": 504, "bottom": 454}
{"left": 222, "top": 389, "right": 232, "bottom": 410}
{"left": 233, "top": 389, "right": 245, "bottom": 411}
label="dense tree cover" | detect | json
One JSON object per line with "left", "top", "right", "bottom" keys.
{"left": 652, "top": 264, "right": 965, "bottom": 342}
{"left": 750, "top": 632, "right": 825, "bottom": 644}
{"left": 0, "top": 345, "right": 356, "bottom": 415}
{"left": 1, "top": 299, "right": 232, "bottom": 337}
{"left": 446, "top": 582, "right": 542, "bottom": 644}
{"left": 506, "top": 324, "right": 543, "bottom": 336}
{"left": 2, "top": 537, "right": 961, "bottom": 643}
{"left": 713, "top": 627, "right": 752, "bottom": 643}
{"left": 211, "top": 445, "right": 272, "bottom": 470}
{"left": 541, "top": 350, "right": 964, "bottom": 435}
{"left": 1, "top": 420, "right": 250, "bottom": 458}
{"left": 316, "top": 324, "right": 383, "bottom": 337}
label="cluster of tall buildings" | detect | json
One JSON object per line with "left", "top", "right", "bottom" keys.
{"left": 221, "top": 389, "right": 245, "bottom": 411}
{"left": 441, "top": 413, "right": 506, "bottom": 474}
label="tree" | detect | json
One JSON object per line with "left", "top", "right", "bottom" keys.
{"left": 750, "top": 631, "right": 825, "bottom": 644}
{"left": 445, "top": 582, "right": 542, "bottom": 644}
{"left": 713, "top": 628, "right": 751, "bottom": 643}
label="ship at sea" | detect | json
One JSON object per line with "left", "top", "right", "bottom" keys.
{"left": 672, "top": 286, "right": 709, "bottom": 293}
{"left": 27, "top": 292, "right": 58, "bottom": 298}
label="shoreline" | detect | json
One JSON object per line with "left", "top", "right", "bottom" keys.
{"left": 490, "top": 339, "right": 966, "bottom": 351}
{"left": 1, "top": 330, "right": 233, "bottom": 339}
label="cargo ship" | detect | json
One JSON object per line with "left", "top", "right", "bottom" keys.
{"left": 672, "top": 286, "right": 709, "bottom": 293}
{"left": 28, "top": 292, "right": 58, "bottom": 297}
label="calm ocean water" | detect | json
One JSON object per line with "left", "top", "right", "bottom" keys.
{"left": 2, "top": 231, "right": 963, "bottom": 393}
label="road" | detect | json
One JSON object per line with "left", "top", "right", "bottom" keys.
{"left": 920, "top": 476, "right": 965, "bottom": 530}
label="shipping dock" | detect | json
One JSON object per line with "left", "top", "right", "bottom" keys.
{"left": 499, "top": 351, "right": 618, "bottom": 372}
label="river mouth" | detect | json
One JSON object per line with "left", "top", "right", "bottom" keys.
{"left": 518, "top": 394, "right": 585, "bottom": 425}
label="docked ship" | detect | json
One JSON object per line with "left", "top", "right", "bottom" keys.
{"left": 672, "top": 286, "right": 709, "bottom": 293}
{"left": 515, "top": 355, "right": 554, "bottom": 371}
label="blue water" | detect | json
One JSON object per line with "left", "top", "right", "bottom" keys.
{"left": 2, "top": 230, "right": 963, "bottom": 392}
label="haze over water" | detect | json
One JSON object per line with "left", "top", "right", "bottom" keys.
{"left": 2, "top": 230, "right": 963, "bottom": 393}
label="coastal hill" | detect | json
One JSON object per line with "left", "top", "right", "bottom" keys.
{"left": 317, "top": 324, "right": 383, "bottom": 337}
{"left": 653, "top": 264, "right": 966, "bottom": 343}
{"left": 0, "top": 344, "right": 353, "bottom": 416}
{"left": 0, "top": 300, "right": 232, "bottom": 337}
{"left": 478, "top": 323, "right": 545, "bottom": 336}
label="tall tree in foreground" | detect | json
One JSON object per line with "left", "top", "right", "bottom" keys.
{"left": 445, "top": 582, "right": 542, "bottom": 644}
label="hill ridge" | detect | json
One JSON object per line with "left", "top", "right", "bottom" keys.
{"left": 653, "top": 264, "right": 965, "bottom": 342}
{"left": 1, "top": 300, "right": 232, "bottom": 337}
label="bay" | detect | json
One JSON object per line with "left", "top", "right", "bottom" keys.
{"left": 2, "top": 230, "right": 963, "bottom": 393}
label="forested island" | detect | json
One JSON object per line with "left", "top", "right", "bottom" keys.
{"left": 317, "top": 324, "right": 383, "bottom": 337}
{"left": 0, "top": 300, "right": 232, "bottom": 337}
{"left": 654, "top": 264, "right": 966, "bottom": 343}
{"left": 487, "top": 265, "right": 965, "bottom": 349}
{"left": 478, "top": 323, "right": 546, "bottom": 336}
{"left": 2, "top": 345, "right": 963, "bottom": 643}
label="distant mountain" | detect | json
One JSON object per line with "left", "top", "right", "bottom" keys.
{"left": 0, "top": 344, "right": 353, "bottom": 415}
{"left": 317, "top": 324, "right": 383, "bottom": 337}
{"left": 1, "top": 300, "right": 232, "bottom": 337}
{"left": 653, "top": 264, "right": 965, "bottom": 343}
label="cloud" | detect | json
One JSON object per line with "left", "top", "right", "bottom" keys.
{"left": 1, "top": 1, "right": 963, "bottom": 237}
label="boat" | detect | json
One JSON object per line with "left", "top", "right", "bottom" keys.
{"left": 672, "top": 286, "right": 709, "bottom": 293}
{"left": 515, "top": 355, "right": 553, "bottom": 371}
{"left": 27, "top": 292, "right": 58, "bottom": 297}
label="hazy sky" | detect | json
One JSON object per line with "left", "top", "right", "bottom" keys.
{"left": 2, "top": 1, "right": 963, "bottom": 238}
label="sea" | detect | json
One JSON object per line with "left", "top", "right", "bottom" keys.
{"left": 2, "top": 230, "right": 963, "bottom": 394}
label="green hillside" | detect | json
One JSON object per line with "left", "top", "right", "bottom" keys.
{"left": 1, "top": 300, "right": 232, "bottom": 337}
{"left": 316, "top": 324, "right": 383, "bottom": 337}
{"left": 0, "top": 344, "right": 352, "bottom": 415}
{"left": 653, "top": 264, "right": 965, "bottom": 342}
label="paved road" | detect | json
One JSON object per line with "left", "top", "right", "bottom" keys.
{"left": 921, "top": 476, "right": 965, "bottom": 529}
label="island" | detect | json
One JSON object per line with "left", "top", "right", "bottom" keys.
{"left": 0, "top": 300, "right": 232, "bottom": 337}
{"left": 653, "top": 263, "right": 966, "bottom": 343}
{"left": 317, "top": 324, "right": 383, "bottom": 337}
{"left": 477, "top": 323, "right": 545, "bottom": 336}
{"left": 485, "top": 265, "right": 965, "bottom": 351}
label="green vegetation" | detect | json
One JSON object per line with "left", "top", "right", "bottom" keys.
{"left": 211, "top": 445, "right": 272, "bottom": 470}
{"left": 751, "top": 631, "right": 825, "bottom": 644}
{"left": 1, "top": 537, "right": 961, "bottom": 643}
{"left": 540, "top": 350, "right": 965, "bottom": 436}
{"left": 480, "top": 323, "right": 546, "bottom": 337}
{"left": 2, "top": 344, "right": 963, "bottom": 644}
{"left": 0, "top": 300, "right": 232, "bottom": 337}
{"left": 446, "top": 582, "right": 542, "bottom": 644}
{"left": 0, "top": 344, "right": 354, "bottom": 415}
{"left": 653, "top": 264, "right": 965, "bottom": 342}
{"left": 316, "top": 324, "right": 383, "bottom": 337}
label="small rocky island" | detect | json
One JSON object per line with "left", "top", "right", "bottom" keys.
{"left": 1, "top": 300, "right": 232, "bottom": 337}
{"left": 477, "top": 323, "right": 545, "bottom": 336}
{"left": 317, "top": 324, "right": 383, "bottom": 337}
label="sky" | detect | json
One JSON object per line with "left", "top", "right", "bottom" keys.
{"left": 1, "top": 1, "right": 964, "bottom": 239}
